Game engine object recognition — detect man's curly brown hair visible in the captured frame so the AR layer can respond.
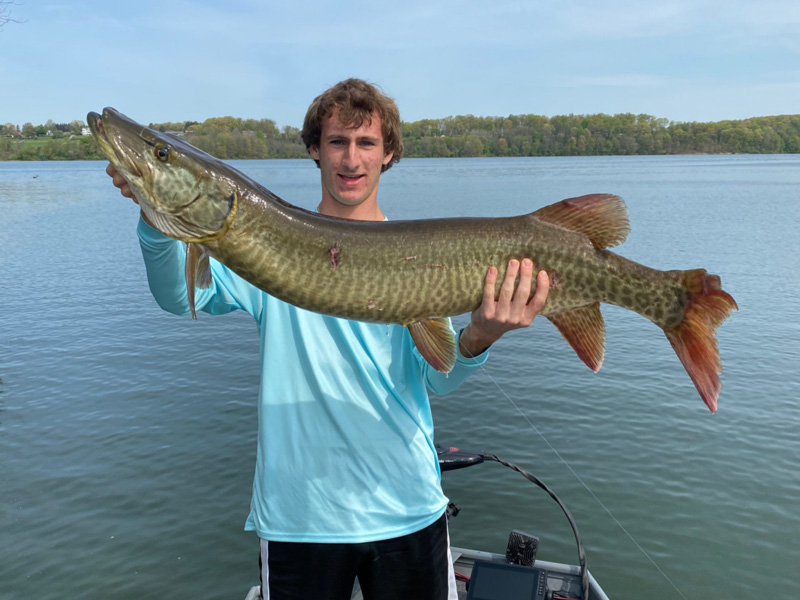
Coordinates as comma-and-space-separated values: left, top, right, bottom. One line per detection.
301, 78, 403, 172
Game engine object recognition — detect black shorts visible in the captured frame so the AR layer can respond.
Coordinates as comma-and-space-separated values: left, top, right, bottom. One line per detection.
259, 513, 455, 600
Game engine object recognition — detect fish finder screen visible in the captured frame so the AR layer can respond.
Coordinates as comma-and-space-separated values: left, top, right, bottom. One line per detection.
466, 561, 546, 600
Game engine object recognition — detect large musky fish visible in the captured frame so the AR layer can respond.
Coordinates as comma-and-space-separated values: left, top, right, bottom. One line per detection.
89, 108, 737, 412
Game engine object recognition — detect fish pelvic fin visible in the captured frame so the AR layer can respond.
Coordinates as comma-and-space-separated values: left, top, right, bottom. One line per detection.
664, 269, 738, 413
532, 194, 630, 249
408, 318, 457, 373
184, 243, 212, 320
547, 303, 606, 372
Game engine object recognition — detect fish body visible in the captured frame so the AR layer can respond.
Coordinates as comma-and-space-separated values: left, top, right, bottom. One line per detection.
89, 108, 737, 412
208, 199, 682, 327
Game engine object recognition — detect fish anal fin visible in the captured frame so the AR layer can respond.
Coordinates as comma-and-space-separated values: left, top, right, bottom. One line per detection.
532, 194, 630, 249
408, 318, 457, 373
184, 243, 211, 320
664, 269, 738, 413
547, 303, 606, 372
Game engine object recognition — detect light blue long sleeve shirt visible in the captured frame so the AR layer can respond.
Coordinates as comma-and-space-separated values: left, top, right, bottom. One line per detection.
137, 217, 489, 543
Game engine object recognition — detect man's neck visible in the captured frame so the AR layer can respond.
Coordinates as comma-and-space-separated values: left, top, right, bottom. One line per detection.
318, 198, 385, 222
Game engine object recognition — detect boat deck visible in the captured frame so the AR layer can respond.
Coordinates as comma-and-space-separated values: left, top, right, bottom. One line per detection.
243, 545, 609, 600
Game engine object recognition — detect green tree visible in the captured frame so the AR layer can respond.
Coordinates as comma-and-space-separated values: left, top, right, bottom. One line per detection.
463, 135, 485, 157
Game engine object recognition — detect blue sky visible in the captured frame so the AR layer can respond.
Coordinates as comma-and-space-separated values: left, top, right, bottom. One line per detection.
2, 0, 799, 128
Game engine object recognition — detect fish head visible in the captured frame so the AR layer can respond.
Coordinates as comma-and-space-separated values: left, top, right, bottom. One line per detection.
88, 107, 238, 243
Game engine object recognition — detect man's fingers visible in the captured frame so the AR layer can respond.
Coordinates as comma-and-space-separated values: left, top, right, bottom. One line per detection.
105, 163, 138, 202
499, 260, 520, 300
513, 259, 534, 306
496, 260, 520, 321
469, 261, 547, 348
524, 269, 549, 319
482, 265, 498, 306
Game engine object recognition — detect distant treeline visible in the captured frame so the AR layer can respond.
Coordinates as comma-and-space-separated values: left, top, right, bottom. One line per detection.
402, 113, 800, 156
2, 113, 799, 161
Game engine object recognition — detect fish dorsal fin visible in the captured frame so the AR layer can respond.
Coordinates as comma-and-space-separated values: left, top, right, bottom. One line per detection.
532, 194, 630, 249
407, 317, 457, 373
184, 243, 212, 320
546, 303, 606, 372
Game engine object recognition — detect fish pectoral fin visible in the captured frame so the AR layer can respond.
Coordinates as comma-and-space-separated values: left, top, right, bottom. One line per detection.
532, 194, 630, 249
195, 249, 212, 289
184, 243, 212, 320
408, 318, 457, 373
547, 303, 606, 372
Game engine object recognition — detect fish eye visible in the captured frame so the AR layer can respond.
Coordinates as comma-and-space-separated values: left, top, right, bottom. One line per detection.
155, 145, 171, 162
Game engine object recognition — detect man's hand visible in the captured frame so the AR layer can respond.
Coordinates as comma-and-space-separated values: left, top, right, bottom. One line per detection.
105, 164, 157, 227
459, 258, 549, 358
105, 164, 138, 204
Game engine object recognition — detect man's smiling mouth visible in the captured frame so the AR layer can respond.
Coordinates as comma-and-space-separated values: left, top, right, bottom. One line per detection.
339, 174, 364, 183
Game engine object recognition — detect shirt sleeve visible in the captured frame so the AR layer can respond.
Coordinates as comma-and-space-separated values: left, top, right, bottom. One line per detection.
417, 324, 490, 395
136, 216, 263, 319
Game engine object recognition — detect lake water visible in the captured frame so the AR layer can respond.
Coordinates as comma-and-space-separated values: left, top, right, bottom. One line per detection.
1, 155, 799, 600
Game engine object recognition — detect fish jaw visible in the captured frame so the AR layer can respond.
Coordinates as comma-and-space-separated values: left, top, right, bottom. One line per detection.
88, 110, 147, 189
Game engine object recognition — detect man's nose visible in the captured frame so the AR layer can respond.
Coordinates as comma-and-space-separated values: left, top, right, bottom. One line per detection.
342, 142, 358, 167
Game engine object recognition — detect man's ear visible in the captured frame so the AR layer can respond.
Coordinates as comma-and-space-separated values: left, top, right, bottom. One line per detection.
309, 145, 320, 161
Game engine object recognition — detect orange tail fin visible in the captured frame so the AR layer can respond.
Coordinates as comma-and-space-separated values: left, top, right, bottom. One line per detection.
664, 270, 738, 413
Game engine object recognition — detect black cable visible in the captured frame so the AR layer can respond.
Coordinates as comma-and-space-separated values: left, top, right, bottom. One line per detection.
481, 453, 589, 600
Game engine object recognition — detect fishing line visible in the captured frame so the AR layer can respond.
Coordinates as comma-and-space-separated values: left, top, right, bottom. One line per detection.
474, 360, 689, 600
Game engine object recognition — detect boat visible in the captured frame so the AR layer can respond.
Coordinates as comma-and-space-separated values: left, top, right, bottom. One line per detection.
244, 445, 610, 600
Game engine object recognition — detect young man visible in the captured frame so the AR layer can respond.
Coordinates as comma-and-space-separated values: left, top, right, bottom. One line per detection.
106, 78, 549, 600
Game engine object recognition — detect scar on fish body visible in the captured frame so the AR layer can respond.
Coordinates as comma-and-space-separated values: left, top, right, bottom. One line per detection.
328, 243, 341, 269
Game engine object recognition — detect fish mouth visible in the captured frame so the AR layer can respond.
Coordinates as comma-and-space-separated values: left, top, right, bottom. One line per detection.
87, 111, 113, 154
88, 109, 143, 179
87, 111, 106, 141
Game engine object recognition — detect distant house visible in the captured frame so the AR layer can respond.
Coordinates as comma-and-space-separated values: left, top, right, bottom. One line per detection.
81, 127, 91, 136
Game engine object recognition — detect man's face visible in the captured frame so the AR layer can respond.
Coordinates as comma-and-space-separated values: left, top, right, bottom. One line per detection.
309, 110, 394, 209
